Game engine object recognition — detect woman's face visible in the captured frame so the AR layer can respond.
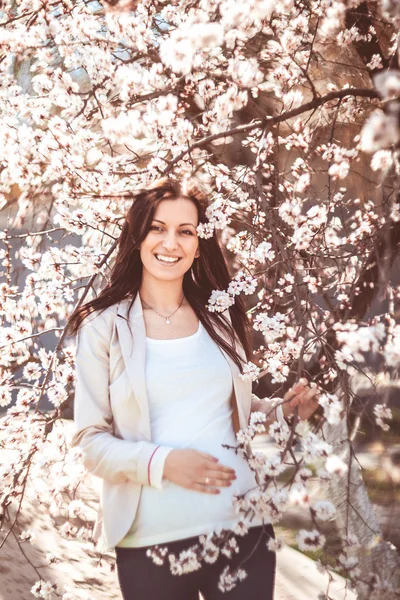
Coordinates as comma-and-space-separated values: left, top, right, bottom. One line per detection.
139, 197, 200, 282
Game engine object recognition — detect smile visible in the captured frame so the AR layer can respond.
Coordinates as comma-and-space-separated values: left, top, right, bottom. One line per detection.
154, 254, 182, 265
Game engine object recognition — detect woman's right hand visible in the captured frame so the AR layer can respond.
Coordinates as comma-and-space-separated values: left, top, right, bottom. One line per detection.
163, 449, 237, 494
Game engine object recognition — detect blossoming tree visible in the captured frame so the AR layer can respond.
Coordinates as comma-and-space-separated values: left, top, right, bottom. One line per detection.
0, 0, 399, 598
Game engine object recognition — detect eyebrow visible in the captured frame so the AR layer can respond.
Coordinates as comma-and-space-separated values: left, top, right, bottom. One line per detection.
153, 219, 196, 227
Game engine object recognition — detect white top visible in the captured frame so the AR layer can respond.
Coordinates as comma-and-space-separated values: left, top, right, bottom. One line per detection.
116, 320, 263, 548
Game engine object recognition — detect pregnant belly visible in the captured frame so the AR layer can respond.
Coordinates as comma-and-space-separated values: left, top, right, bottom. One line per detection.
119, 441, 262, 547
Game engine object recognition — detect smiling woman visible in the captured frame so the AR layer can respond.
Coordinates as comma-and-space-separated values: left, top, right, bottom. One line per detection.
139, 199, 200, 296
67, 176, 252, 367
67, 176, 277, 600
138, 198, 202, 332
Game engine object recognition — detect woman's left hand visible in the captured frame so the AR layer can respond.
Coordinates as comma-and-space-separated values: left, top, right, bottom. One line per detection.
282, 378, 320, 421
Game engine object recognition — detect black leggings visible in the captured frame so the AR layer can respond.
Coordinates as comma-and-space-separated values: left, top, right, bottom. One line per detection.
115, 524, 276, 599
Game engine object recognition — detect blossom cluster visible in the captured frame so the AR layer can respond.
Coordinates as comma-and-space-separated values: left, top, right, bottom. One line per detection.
207, 270, 258, 312
0, 0, 399, 596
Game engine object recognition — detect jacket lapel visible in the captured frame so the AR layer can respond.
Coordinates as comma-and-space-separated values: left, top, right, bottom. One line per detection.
115, 295, 151, 437
114, 294, 250, 438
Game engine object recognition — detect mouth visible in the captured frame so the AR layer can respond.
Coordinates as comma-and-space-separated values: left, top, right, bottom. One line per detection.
154, 254, 183, 266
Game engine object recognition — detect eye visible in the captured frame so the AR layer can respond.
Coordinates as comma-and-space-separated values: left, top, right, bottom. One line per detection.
181, 230, 194, 235
150, 226, 162, 231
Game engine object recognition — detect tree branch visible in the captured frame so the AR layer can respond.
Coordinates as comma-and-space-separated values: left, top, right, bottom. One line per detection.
165, 87, 380, 172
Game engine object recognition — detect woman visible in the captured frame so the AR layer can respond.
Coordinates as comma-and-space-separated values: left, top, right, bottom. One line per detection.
68, 177, 319, 599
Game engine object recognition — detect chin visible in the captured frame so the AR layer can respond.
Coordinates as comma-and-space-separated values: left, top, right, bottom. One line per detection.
142, 265, 185, 281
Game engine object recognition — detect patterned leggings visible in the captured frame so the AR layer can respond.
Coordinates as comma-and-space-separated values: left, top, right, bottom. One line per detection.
115, 524, 276, 599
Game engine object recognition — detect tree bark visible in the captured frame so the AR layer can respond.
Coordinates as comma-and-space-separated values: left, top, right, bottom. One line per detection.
323, 417, 399, 599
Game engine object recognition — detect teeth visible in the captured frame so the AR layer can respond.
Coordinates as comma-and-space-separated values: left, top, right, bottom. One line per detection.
155, 254, 180, 263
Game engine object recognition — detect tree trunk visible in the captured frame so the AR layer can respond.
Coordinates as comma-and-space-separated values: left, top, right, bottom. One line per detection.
323, 417, 399, 599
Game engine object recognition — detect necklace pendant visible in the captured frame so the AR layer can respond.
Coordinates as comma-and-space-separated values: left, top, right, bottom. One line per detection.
166, 319, 170, 325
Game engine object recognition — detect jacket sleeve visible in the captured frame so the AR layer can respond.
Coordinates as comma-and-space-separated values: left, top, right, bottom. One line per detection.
70, 311, 173, 487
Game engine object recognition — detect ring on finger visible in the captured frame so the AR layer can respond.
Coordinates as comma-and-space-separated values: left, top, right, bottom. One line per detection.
205, 476, 210, 485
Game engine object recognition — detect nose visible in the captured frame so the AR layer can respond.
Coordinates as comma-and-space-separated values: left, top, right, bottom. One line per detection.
162, 230, 179, 252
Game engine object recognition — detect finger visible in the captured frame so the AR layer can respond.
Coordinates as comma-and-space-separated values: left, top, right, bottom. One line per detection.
308, 390, 321, 407
301, 387, 320, 404
191, 483, 220, 495
283, 388, 296, 402
289, 383, 317, 406
289, 390, 307, 406
197, 451, 219, 463
206, 463, 236, 475
284, 380, 308, 402
291, 391, 308, 405
295, 388, 317, 405
308, 387, 320, 399
206, 468, 236, 481
200, 476, 233, 488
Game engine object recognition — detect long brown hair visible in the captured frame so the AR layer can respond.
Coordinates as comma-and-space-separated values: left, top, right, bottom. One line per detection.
66, 177, 252, 372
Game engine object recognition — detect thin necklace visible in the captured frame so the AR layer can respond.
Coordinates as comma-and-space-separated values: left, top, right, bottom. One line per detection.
141, 294, 185, 325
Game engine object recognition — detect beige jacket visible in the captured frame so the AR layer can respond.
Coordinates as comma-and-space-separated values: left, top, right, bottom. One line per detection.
71, 293, 254, 553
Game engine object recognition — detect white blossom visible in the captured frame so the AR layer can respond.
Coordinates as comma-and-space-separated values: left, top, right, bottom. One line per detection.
228, 270, 258, 296
228, 57, 264, 88
236, 426, 256, 444
68, 499, 87, 519
384, 325, 400, 366
302, 431, 332, 461
370, 149, 393, 172
268, 419, 291, 446
325, 455, 348, 477
373, 70, 400, 99
31, 580, 59, 599
295, 467, 313, 484
218, 565, 248, 592
262, 453, 286, 477
220, 536, 240, 559
188, 22, 224, 49
253, 312, 286, 343
366, 54, 383, 70
196, 222, 215, 239
169, 547, 202, 575
339, 553, 359, 569
0, 384, 12, 408
297, 529, 326, 552
207, 290, 235, 312
334, 322, 386, 363
267, 536, 285, 552
312, 500, 336, 521
373, 403, 392, 431
0, 1, 396, 592
19, 529, 36, 542
159, 35, 196, 75
239, 361, 261, 382
318, 392, 344, 425
360, 109, 400, 153
253, 240, 275, 263
288, 484, 309, 506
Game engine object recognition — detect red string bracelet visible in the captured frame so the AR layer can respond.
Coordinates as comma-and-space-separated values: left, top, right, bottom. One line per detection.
148, 445, 161, 485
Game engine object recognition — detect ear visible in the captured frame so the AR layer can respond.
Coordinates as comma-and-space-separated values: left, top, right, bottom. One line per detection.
194, 247, 200, 259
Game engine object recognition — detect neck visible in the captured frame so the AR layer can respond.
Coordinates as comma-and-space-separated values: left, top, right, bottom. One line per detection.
139, 275, 186, 314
